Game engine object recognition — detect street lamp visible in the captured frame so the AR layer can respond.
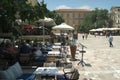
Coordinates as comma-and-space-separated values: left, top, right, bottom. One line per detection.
37, 19, 45, 45
12, 18, 22, 36
36, 17, 56, 44
42, 19, 45, 45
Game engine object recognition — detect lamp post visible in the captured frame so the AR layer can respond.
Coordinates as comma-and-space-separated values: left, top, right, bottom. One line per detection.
42, 19, 45, 45
36, 17, 56, 44
13, 18, 22, 36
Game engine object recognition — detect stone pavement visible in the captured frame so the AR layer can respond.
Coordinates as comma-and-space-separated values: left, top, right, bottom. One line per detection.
69, 34, 120, 80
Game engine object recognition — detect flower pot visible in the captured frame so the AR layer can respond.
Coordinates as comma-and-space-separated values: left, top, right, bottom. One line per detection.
70, 45, 77, 60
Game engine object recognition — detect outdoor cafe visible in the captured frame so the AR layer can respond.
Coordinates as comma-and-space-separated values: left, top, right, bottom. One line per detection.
89, 27, 120, 36
0, 22, 80, 80
0, 33, 80, 80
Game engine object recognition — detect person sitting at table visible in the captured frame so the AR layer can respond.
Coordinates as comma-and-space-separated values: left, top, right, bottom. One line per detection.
32, 42, 46, 62
45, 41, 53, 51
19, 41, 31, 54
6, 42, 16, 55
0, 41, 15, 65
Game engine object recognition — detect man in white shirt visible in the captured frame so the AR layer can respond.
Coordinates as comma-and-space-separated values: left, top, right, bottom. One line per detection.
108, 34, 113, 47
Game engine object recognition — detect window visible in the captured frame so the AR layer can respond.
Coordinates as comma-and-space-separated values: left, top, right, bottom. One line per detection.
73, 20, 75, 24
72, 13, 75, 18
118, 9, 120, 11
60, 14, 63, 17
67, 13, 69, 17
118, 20, 120, 24
78, 13, 81, 18
118, 14, 120, 18
67, 20, 69, 24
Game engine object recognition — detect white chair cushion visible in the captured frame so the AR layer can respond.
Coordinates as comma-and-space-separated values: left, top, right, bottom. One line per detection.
13, 62, 23, 77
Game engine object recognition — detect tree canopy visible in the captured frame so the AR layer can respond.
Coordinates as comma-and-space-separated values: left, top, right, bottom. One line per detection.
0, 0, 64, 35
78, 8, 112, 33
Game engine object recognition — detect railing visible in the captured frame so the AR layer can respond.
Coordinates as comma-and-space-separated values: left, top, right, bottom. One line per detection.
0, 33, 13, 38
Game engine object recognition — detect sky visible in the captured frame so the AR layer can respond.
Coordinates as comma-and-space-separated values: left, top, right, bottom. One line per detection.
37, 0, 120, 11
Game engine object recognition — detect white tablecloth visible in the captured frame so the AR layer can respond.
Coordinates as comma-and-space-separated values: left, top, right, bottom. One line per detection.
54, 43, 61, 46
48, 51, 61, 56
52, 45, 61, 49
34, 67, 58, 75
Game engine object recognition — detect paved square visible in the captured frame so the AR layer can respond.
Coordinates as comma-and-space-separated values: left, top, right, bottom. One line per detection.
70, 34, 120, 80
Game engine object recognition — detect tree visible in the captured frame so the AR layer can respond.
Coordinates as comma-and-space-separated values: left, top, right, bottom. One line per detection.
0, 0, 15, 32
0, 0, 64, 35
78, 8, 110, 33
47, 10, 64, 25
37, 1, 64, 25
0, 0, 30, 33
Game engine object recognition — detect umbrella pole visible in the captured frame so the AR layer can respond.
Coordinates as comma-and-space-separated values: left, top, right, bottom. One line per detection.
43, 21, 45, 45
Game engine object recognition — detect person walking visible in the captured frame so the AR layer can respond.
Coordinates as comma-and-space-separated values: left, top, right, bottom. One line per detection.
82, 34, 85, 40
108, 34, 113, 47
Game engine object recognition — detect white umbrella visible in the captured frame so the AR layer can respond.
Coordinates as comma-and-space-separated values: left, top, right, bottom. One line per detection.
96, 28, 104, 31
35, 17, 56, 44
89, 29, 96, 32
35, 17, 56, 26
108, 28, 120, 31
52, 23, 74, 30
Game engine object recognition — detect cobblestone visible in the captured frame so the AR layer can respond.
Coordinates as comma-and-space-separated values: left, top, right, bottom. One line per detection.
69, 34, 120, 80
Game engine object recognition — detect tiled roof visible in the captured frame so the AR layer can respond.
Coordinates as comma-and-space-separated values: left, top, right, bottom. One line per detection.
56, 9, 91, 12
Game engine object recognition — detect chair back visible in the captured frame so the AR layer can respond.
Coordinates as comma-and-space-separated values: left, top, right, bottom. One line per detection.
70, 69, 80, 80
44, 62, 56, 67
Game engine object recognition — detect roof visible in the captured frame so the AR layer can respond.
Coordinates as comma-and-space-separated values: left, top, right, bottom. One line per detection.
111, 6, 120, 10
55, 9, 91, 13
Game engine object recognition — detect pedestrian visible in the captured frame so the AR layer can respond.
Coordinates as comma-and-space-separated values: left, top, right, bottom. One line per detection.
82, 34, 84, 40
108, 34, 113, 47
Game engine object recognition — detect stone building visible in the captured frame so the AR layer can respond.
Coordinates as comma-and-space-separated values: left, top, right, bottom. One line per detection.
110, 6, 120, 28
55, 9, 91, 30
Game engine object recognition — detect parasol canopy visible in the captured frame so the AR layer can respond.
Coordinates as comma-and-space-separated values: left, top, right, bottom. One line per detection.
52, 23, 74, 30
35, 17, 56, 26
23, 25, 34, 30
89, 28, 120, 32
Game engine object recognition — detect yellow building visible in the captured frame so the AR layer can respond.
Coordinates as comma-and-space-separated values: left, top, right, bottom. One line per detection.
55, 9, 91, 30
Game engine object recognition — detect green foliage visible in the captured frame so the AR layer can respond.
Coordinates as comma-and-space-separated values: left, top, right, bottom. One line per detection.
0, 0, 64, 36
55, 14, 64, 25
78, 8, 110, 33
0, 0, 29, 32
47, 11, 64, 25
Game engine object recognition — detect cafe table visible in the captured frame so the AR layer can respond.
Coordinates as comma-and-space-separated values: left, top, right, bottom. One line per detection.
34, 67, 58, 80
48, 51, 61, 56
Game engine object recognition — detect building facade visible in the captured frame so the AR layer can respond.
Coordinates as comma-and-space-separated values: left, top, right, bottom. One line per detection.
55, 9, 91, 30
110, 6, 120, 28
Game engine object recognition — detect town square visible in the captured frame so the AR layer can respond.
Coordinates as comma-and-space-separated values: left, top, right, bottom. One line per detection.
0, 0, 120, 80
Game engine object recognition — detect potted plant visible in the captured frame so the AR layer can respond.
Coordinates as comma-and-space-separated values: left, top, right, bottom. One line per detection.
69, 37, 77, 61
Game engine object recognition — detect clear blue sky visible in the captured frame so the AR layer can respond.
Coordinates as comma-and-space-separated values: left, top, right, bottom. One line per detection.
38, 0, 120, 11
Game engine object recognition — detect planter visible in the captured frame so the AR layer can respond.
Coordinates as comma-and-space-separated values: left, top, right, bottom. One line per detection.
70, 45, 77, 60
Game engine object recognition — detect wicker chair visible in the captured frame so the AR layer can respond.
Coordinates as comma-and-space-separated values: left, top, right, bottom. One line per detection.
57, 68, 80, 80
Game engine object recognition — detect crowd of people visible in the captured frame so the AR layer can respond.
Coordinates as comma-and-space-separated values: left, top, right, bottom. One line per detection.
0, 39, 54, 66
0, 39, 17, 65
